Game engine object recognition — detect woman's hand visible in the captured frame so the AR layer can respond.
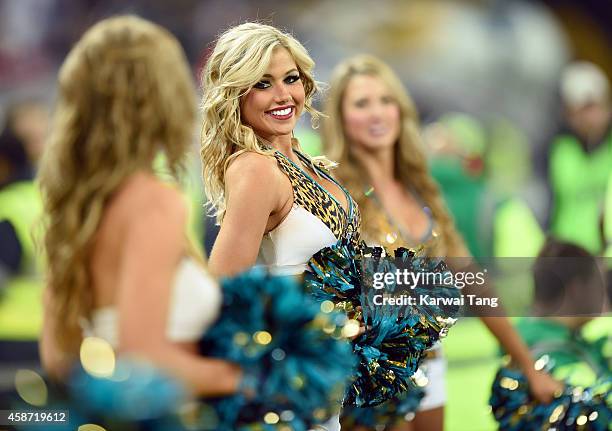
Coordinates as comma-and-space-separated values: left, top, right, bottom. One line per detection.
227, 362, 245, 395
524, 368, 564, 404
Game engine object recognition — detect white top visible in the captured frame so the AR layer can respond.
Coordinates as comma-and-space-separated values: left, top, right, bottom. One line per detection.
256, 204, 338, 275
87, 257, 221, 347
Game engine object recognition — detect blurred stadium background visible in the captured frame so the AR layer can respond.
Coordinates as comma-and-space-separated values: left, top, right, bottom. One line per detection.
1, 1, 610, 430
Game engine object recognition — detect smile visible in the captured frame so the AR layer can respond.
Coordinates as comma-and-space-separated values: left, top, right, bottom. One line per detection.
369, 125, 389, 136
266, 106, 294, 120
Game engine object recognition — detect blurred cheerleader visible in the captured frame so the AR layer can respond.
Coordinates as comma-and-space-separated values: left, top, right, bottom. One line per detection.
38, 15, 241, 396
322, 54, 562, 431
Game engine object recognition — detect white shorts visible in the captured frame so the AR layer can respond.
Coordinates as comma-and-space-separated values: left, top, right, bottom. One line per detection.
310, 414, 341, 431
417, 352, 447, 411
313, 347, 447, 429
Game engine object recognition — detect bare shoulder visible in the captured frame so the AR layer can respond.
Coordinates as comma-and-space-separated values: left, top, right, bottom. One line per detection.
109, 172, 187, 226
221, 151, 292, 226
225, 151, 285, 196
225, 151, 279, 182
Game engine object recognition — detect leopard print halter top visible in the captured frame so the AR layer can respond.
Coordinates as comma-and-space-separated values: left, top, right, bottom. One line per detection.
272, 150, 361, 247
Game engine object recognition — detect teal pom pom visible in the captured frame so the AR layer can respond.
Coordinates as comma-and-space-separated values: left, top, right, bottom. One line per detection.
69, 360, 186, 421
341, 379, 425, 428
199, 267, 356, 430
307, 241, 362, 307
306, 242, 459, 407
16, 360, 190, 431
490, 367, 611, 430
490, 326, 611, 431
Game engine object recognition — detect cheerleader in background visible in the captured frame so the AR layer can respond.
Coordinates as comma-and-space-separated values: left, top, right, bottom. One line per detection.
38, 15, 241, 396
322, 54, 562, 431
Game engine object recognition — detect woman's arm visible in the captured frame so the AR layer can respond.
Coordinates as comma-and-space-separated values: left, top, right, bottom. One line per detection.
208, 152, 286, 276
478, 316, 561, 402
40, 288, 78, 380
117, 185, 240, 397
449, 247, 563, 403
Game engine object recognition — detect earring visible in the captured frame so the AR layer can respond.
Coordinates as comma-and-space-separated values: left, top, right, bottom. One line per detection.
311, 114, 320, 130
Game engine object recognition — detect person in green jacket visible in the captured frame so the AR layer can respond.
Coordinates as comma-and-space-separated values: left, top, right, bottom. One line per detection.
0, 99, 48, 282
549, 61, 612, 255
0, 99, 48, 339
604, 173, 612, 258
603, 173, 612, 309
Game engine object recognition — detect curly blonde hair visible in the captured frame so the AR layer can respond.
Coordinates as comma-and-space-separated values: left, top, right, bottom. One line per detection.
38, 15, 197, 353
200, 22, 322, 221
322, 55, 465, 257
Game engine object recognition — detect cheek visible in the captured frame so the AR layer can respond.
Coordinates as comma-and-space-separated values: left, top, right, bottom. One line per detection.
342, 111, 371, 144
344, 112, 368, 142
293, 84, 306, 111
240, 93, 262, 126
387, 105, 401, 130
343, 109, 368, 131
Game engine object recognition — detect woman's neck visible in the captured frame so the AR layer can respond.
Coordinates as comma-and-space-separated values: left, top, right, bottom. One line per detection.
267, 134, 295, 158
351, 145, 396, 187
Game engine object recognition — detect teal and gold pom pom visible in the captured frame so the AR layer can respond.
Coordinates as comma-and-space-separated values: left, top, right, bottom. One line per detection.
490, 366, 610, 430
306, 242, 459, 407
15, 357, 190, 431
490, 320, 611, 431
341, 376, 425, 428
199, 267, 356, 430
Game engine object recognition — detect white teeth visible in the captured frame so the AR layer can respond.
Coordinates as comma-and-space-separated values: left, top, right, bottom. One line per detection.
269, 107, 292, 116
369, 126, 388, 136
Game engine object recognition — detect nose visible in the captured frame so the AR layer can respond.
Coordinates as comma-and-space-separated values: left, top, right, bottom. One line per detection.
368, 102, 386, 120
272, 83, 292, 104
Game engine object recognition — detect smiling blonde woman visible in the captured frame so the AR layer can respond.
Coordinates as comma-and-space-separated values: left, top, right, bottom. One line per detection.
200, 23, 360, 283
201, 23, 321, 222
200, 24, 365, 430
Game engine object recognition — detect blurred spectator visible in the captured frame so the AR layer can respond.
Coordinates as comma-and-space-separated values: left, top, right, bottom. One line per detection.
426, 113, 491, 260
549, 61, 612, 254
0, 98, 47, 288
604, 173, 612, 304
426, 113, 546, 260
0, 99, 49, 187
485, 117, 547, 258
427, 113, 546, 315
606, 173, 612, 258
531, 238, 607, 317
0, 99, 47, 382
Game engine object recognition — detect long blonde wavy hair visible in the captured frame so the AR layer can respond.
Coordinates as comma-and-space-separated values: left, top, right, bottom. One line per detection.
200, 22, 322, 221
38, 15, 196, 353
323, 55, 465, 257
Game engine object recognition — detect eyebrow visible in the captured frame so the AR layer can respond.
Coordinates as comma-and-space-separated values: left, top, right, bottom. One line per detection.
261, 68, 299, 78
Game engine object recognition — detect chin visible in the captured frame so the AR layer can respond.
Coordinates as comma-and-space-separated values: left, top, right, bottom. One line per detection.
363, 140, 395, 151
269, 126, 295, 137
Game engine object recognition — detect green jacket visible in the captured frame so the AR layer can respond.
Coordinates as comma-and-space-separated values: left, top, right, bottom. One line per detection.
0, 180, 44, 340
549, 131, 612, 254
605, 173, 612, 258
514, 318, 610, 387
0, 180, 43, 273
